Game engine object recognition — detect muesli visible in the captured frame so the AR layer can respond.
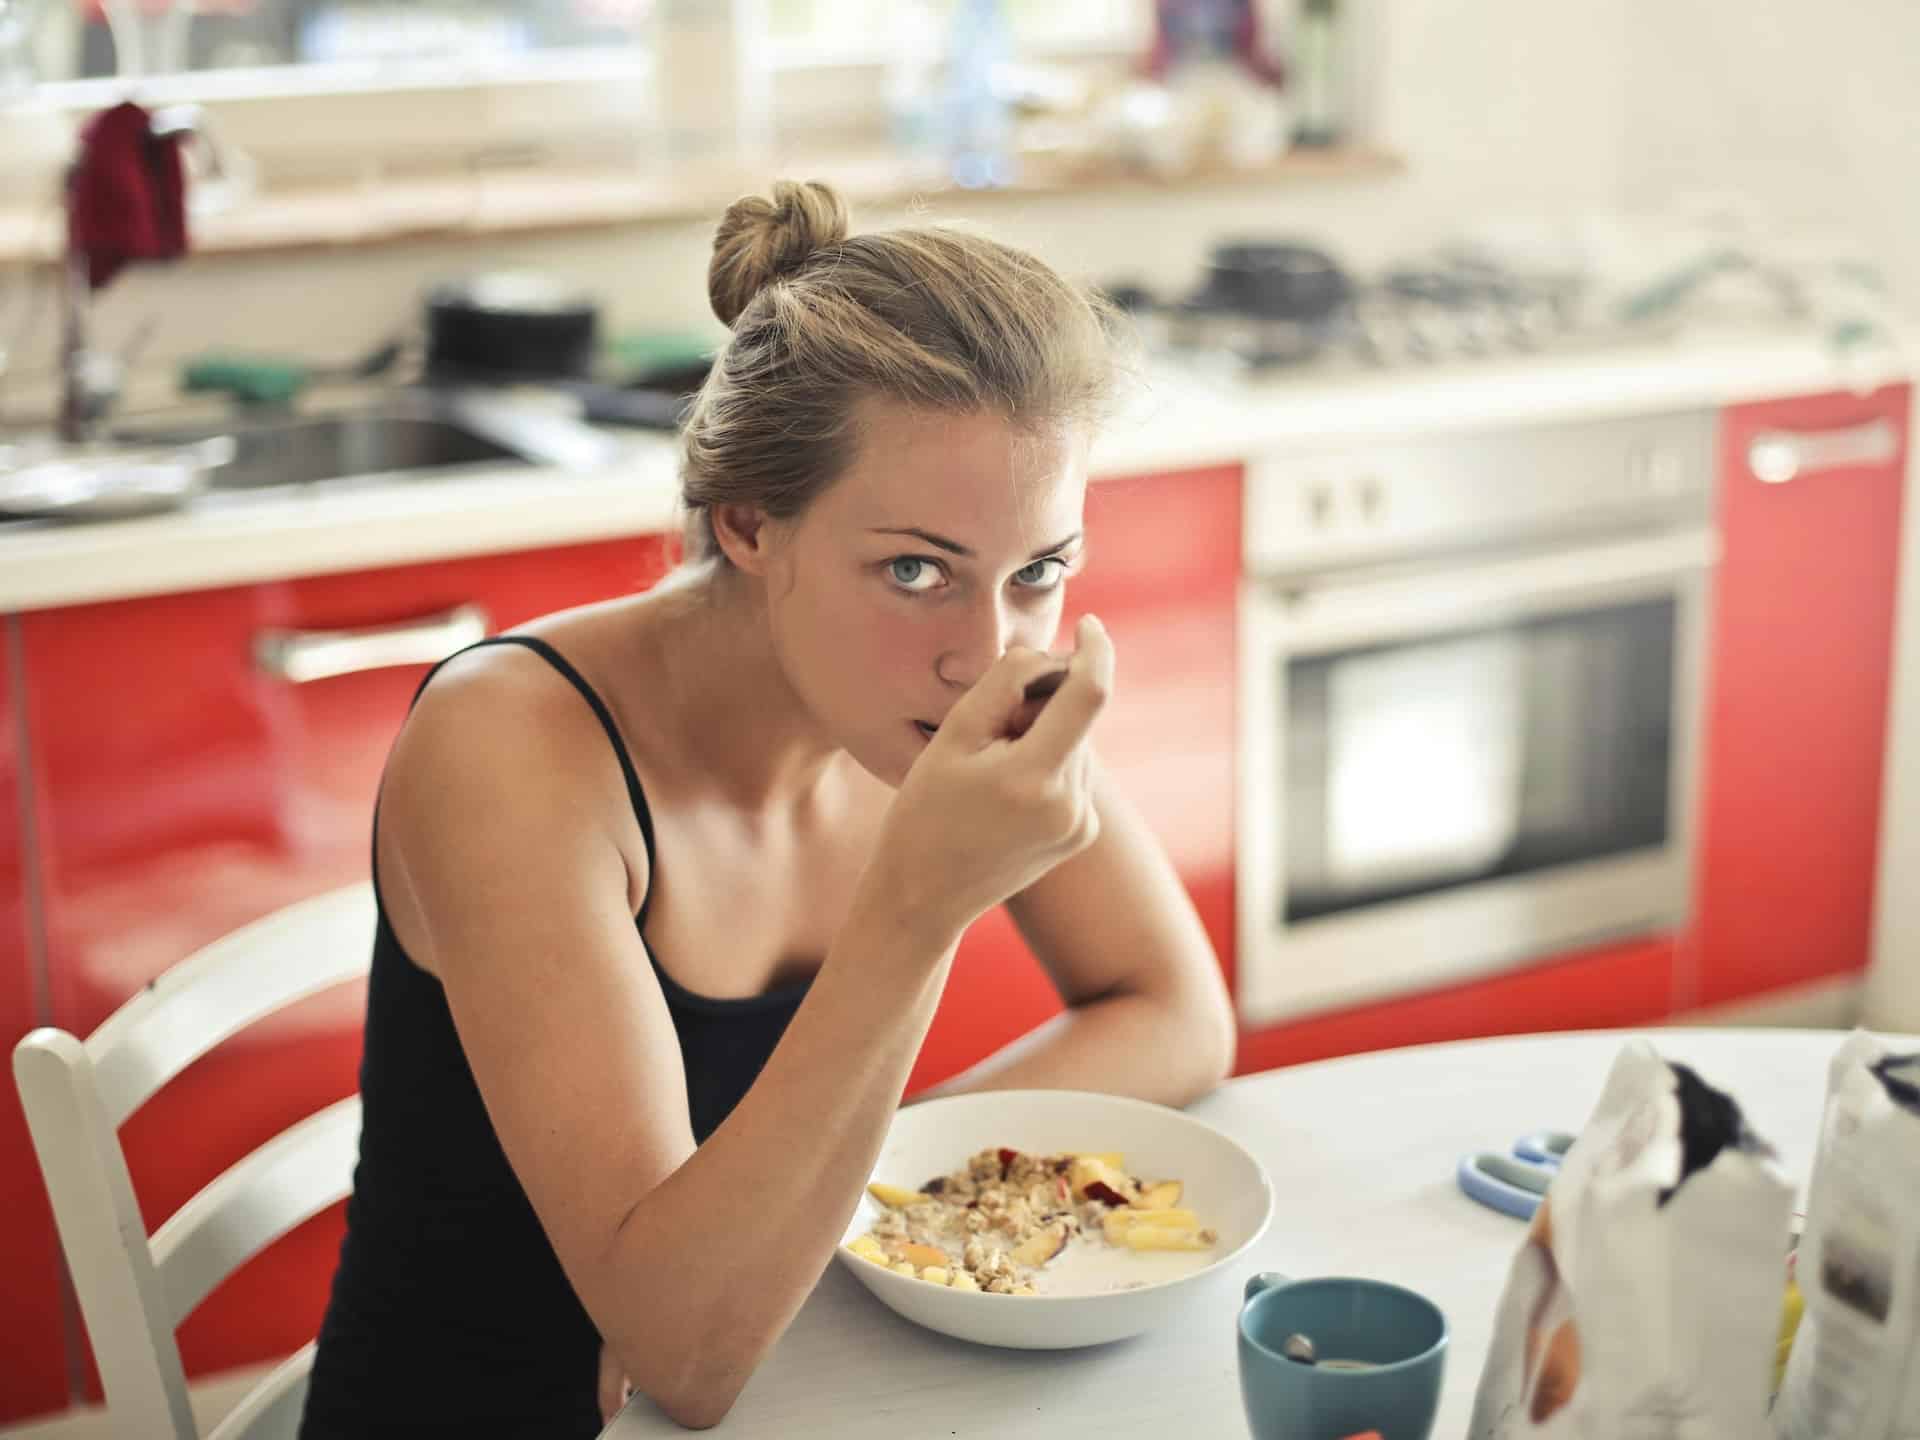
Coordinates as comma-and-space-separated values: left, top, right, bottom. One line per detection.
845, 1146, 1216, 1294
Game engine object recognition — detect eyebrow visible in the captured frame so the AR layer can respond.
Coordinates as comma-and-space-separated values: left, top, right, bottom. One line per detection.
869, 527, 1084, 561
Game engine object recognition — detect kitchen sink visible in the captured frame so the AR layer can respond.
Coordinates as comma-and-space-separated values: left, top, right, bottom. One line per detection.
113, 389, 623, 492
0, 389, 629, 524
119, 412, 520, 489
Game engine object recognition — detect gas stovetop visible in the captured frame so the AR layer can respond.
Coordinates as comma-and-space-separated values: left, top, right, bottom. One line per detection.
1114, 250, 1624, 373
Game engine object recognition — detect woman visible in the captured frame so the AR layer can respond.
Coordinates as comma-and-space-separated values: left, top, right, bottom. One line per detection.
300, 180, 1236, 1437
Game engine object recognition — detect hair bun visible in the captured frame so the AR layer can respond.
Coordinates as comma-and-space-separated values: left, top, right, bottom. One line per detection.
708, 179, 850, 328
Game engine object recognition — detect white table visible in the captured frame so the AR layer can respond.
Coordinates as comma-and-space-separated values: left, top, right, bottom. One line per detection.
604, 1027, 1906, 1438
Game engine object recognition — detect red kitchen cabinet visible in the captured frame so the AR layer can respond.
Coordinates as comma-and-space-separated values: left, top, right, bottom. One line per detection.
909, 465, 1243, 1092
8, 534, 671, 1420
1235, 933, 1675, 1074
1688, 385, 1910, 1009
0, 617, 71, 1421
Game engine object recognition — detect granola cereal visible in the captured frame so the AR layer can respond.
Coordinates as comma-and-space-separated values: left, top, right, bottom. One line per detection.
846, 1146, 1217, 1295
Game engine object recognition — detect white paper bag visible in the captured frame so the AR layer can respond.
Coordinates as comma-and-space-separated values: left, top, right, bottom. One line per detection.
1771, 1031, 1920, 1439
1470, 1040, 1796, 1438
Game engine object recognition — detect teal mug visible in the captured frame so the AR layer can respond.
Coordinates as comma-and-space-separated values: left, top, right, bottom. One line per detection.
1237, 1273, 1447, 1440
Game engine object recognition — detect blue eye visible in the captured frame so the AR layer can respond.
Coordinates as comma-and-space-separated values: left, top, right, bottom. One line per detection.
1013, 558, 1067, 591
888, 557, 943, 592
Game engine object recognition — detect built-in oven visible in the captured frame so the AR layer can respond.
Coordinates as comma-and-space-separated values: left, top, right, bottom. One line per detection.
1236, 409, 1719, 1026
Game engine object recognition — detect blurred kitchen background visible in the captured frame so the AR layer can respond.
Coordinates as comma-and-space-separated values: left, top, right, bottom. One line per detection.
3, 0, 1920, 1431
0, 0, 1914, 401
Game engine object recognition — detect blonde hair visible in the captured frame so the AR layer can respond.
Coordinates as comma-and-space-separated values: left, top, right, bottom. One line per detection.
678, 179, 1126, 565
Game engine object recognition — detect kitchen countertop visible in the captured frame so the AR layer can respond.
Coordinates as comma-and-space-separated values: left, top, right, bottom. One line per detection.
1, 325, 1907, 614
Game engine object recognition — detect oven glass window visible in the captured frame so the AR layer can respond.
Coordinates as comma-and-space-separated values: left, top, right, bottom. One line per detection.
1282, 597, 1675, 923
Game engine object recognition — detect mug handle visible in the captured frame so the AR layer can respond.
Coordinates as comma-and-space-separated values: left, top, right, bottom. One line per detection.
1244, 1271, 1292, 1303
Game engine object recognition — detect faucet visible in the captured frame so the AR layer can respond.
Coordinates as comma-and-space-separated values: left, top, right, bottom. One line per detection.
57, 253, 126, 444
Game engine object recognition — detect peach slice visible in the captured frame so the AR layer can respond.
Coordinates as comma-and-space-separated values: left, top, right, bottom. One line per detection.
1009, 1221, 1070, 1268
1101, 1208, 1200, 1244
1120, 1226, 1215, 1252
1133, 1180, 1184, 1211
846, 1235, 889, 1265
1068, 1155, 1137, 1205
892, 1241, 951, 1270
867, 1182, 930, 1209
1071, 1151, 1125, 1170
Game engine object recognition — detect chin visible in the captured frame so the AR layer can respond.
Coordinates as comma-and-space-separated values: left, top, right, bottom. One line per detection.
840, 729, 918, 790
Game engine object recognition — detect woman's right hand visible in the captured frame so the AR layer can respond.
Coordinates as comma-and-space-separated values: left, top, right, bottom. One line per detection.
859, 614, 1114, 946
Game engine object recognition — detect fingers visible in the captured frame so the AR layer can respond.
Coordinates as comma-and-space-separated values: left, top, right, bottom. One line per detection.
939, 646, 1070, 748
1018, 615, 1113, 767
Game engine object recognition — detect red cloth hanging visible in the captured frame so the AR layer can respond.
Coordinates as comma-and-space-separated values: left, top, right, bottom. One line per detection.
1142, 0, 1286, 86
66, 100, 189, 290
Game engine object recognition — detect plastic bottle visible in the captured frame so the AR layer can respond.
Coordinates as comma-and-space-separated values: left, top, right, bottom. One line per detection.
885, 0, 944, 180
941, 0, 1015, 190
1293, 0, 1342, 147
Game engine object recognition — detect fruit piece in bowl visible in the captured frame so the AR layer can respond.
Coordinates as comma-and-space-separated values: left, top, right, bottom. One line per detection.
1010, 1221, 1071, 1268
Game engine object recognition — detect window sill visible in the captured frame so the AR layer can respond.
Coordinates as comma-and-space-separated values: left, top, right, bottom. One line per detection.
0, 143, 1403, 265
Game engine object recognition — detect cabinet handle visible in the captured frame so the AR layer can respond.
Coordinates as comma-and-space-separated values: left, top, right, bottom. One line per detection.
255, 603, 490, 684
1747, 418, 1899, 485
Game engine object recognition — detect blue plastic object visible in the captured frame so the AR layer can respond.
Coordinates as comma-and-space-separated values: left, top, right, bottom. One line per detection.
1513, 1130, 1576, 1167
1456, 1151, 1556, 1220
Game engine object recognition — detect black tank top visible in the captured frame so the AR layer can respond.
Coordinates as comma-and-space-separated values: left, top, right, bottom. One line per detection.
300, 635, 812, 1438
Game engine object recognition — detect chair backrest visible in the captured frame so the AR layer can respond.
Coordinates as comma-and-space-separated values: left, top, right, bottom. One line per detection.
13, 882, 376, 1440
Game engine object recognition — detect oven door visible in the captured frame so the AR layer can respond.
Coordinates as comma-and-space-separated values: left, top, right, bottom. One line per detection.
1236, 527, 1717, 1026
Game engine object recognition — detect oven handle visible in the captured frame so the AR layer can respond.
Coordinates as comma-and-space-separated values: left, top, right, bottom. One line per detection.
1260, 528, 1718, 655
1748, 418, 1898, 485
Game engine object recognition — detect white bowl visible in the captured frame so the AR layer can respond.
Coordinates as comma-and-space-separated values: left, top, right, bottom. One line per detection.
835, 1089, 1274, 1349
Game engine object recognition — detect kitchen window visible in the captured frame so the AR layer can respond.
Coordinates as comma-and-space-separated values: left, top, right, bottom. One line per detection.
769, 0, 1144, 64
16, 1, 653, 85
9, 0, 1152, 206
21, 0, 1142, 88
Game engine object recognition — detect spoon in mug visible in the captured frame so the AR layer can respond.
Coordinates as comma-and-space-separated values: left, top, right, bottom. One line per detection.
1281, 1333, 1318, 1366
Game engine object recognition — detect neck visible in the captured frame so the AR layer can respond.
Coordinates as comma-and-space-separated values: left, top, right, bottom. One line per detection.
649, 562, 846, 813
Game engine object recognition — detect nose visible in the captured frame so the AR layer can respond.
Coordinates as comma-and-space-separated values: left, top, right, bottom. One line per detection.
935, 594, 1012, 691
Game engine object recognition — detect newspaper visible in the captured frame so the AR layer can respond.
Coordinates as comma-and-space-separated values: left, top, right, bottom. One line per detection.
1469, 1039, 1795, 1438
1771, 1030, 1920, 1439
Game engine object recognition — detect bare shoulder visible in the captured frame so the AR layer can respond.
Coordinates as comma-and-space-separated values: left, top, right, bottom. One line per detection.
377, 640, 653, 972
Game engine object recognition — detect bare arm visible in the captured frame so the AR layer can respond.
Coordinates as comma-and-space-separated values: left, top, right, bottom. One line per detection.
379, 625, 1111, 1429
917, 756, 1237, 1108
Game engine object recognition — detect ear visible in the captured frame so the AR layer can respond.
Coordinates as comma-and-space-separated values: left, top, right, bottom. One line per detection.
710, 503, 778, 575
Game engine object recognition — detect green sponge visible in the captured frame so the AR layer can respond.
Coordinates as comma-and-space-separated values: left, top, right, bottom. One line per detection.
182, 353, 311, 408
606, 331, 716, 380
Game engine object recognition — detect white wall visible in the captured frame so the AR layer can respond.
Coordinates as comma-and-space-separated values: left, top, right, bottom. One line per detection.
1620, 0, 1920, 316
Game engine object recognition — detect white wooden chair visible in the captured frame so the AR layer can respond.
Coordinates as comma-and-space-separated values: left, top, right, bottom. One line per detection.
12, 883, 376, 1440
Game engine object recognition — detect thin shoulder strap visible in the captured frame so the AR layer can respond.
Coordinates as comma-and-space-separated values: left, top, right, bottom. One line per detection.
419, 636, 659, 919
